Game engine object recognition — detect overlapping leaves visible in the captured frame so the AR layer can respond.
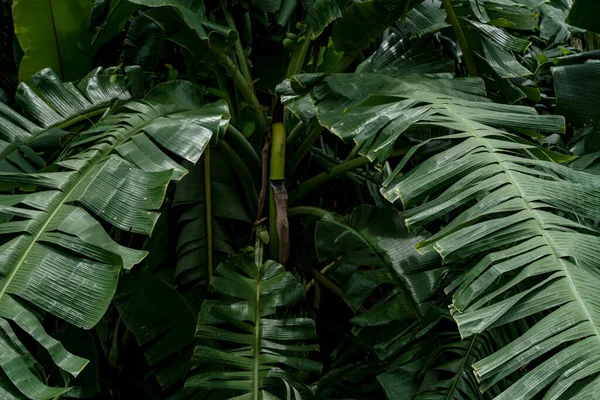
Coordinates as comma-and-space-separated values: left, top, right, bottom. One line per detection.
366, 76, 600, 397
0, 79, 229, 398
185, 249, 322, 399
0, 66, 133, 173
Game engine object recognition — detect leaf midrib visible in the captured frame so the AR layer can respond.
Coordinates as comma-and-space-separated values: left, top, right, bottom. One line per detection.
253, 259, 262, 399
0, 108, 167, 303
47, 0, 65, 81
323, 215, 424, 322
0, 106, 108, 166
442, 102, 600, 343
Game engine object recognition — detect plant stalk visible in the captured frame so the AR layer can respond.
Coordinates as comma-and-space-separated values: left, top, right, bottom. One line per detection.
287, 120, 324, 174
306, 260, 337, 292
289, 149, 407, 204
269, 123, 287, 261
441, 0, 479, 77
220, 0, 253, 83
225, 124, 261, 173
213, 48, 267, 133
286, 29, 312, 78
204, 145, 213, 282
286, 120, 306, 147
219, 141, 259, 216
287, 206, 330, 219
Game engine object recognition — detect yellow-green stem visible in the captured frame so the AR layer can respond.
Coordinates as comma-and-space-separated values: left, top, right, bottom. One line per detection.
269, 123, 286, 260
306, 260, 337, 292
269, 123, 286, 180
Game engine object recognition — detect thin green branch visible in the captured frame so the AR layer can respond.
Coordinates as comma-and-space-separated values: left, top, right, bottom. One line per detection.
289, 149, 407, 204
287, 120, 324, 174
225, 124, 261, 173
220, 0, 253, 83
345, 141, 363, 161
287, 206, 330, 219
286, 29, 313, 78
286, 120, 306, 147
213, 48, 267, 133
441, 0, 479, 76
306, 260, 337, 292
204, 145, 213, 282
219, 141, 259, 216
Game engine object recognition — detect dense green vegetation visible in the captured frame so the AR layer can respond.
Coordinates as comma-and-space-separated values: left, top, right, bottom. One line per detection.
0, 0, 599, 398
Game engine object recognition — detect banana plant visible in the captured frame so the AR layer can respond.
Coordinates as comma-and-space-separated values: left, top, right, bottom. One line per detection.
185, 247, 322, 399
0, 80, 228, 398
1, 0, 599, 398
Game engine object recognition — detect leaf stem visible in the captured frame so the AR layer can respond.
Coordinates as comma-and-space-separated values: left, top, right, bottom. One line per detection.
289, 149, 407, 204
219, 141, 259, 216
286, 120, 306, 147
440, 0, 479, 76
287, 206, 330, 219
306, 260, 337, 292
220, 0, 253, 83
204, 145, 213, 282
286, 120, 324, 174
213, 48, 267, 133
225, 124, 261, 172
286, 29, 312, 78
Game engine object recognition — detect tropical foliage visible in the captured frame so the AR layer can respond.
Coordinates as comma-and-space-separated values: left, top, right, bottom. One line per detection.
0, 0, 598, 399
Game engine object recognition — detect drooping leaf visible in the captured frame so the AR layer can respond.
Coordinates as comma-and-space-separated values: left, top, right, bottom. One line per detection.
553, 62, 600, 152
314, 205, 442, 316
306, 0, 342, 39
376, 79, 600, 398
91, 0, 139, 52
120, 10, 176, 72
114, 272, 197, 388
0, 66, 135, 173
396, 0, 449, 38
0, 80, 229, 398
566, 0, 600, 33
185, 249, 322, 399
127, 0, 238, 48
332, 0, 419, 52
172, 149, 251, 292
12, 0, 92, 83
539, 0, 584, 45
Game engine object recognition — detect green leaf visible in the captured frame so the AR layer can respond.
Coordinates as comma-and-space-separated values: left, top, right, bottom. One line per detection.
315, 205, 442, 316
396, 0, 449, 38
553, 63, 600, 152
120, 10, 176, 72
113, 272, 197, 387
306, 0, 343, 39
379, 78, 600, 398
252, 0, 282, 13
12, 0, 92, 83
332, 0, 417, 52
127, 0, 238, 47
290, 72, 563, 166
0, 80, 229, 398
0, 67, 134, 173
566, 0, 600, 33
91, 0, 139, 52
185, 250, 322, 398
172, 149, 251, 289
540, 0, 584, 45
